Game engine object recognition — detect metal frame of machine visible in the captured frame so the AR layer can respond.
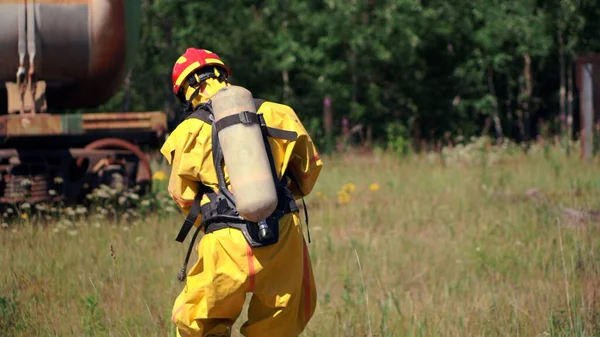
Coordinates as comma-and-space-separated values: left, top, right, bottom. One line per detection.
0, 0, 168, 206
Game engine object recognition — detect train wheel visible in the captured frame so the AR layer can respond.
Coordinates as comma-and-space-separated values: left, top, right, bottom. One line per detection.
77, 138, 153, 196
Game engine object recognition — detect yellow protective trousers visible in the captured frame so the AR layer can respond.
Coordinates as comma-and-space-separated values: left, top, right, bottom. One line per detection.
171, 212, 317, 337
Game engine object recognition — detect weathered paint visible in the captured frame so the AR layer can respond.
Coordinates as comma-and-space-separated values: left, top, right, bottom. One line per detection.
82, 111, 168, 133
0, 111, 167, 137
61, 114, 83, 134
0, 146, 150, 205
5, 114, 63, 136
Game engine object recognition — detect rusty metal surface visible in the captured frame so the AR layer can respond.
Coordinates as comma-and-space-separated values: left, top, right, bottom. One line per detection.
0, 1, 89, 80
2, 174, 49, 204
0, 0, 137, 110
0, 4, 19, 81
5, 81, 47, 114
37, 2, 90, 81
3, 113, 63, 136
0, 143, 151, 205
82, 111, 168, 134
0, 111, 167, 137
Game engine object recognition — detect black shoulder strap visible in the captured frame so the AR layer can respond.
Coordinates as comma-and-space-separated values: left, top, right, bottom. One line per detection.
185, 98, 298, 141
185, 106, 213, 124
254, 98, 266, 108
176, 97, 300, 245
175, 184, 213, 243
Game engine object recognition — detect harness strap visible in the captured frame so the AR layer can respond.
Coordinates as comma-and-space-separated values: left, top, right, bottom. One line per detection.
265, 127, 298, 141
175, 184, 212, 243
215, 110, 298, 141
186, 106, 213, 124
215, 110, 259, 131
187, 100, 298, 142
175, 96, 311, 282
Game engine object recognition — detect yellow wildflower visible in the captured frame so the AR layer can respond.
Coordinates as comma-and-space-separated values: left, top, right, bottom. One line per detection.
316, 191, 328, 200
369, 183, 380, 192
342, 183, 356, 194
152, 170, 167, 181
21, 213, 28, 220
337, 190, 351, 205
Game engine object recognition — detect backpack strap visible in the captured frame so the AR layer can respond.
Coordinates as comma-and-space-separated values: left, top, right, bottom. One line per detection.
175, 97, 299, 244
174, 184, 214, 243
185, 104, 213, 124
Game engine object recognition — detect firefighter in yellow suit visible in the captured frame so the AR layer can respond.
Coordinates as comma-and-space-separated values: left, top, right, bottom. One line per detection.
160, 48, 323, 337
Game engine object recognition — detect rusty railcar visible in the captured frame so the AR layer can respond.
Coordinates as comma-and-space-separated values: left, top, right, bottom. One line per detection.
0, 0, 168, 205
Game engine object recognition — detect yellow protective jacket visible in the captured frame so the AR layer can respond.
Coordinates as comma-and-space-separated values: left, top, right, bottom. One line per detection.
160, 100, 323, 229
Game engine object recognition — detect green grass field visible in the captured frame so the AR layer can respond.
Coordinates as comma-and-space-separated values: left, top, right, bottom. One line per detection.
2, 138, 600, 336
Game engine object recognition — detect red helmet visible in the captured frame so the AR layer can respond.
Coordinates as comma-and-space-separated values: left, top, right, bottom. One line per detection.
171, 48, 231, 96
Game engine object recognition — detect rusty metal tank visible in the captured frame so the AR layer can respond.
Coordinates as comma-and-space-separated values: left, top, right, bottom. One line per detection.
0, 0, 142, 111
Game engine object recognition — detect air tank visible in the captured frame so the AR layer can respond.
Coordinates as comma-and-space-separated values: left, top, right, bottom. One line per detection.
0, 0, 141, 111
211, 86, 279, 223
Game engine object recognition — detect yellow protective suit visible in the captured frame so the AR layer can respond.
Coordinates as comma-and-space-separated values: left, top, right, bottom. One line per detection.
161, 95, 323, 336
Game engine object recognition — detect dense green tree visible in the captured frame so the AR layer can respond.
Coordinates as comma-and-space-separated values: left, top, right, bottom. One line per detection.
80, 0, 600, 153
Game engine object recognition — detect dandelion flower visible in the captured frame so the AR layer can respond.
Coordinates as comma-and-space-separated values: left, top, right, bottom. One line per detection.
369, 183, 380, 192
153, 170, 168, 181
20, 213, 28, 220
316, 191, 327, 200
342, 183, 356, 194
337, 190, 351, 205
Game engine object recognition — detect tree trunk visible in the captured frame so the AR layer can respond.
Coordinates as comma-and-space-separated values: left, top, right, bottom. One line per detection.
567, 62, 574, 156
487, 67, 504, 143
282, 70, 292, 102
505, 78, 514, 140
522, 54, 532, 145
516, 78, 526, 143
558, 29, 567, 138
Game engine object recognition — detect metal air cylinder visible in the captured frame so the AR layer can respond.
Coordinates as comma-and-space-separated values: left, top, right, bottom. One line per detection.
211, 85, 279, 222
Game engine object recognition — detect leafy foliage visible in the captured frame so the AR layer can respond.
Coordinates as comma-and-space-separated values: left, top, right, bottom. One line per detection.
78, 0, 598, 151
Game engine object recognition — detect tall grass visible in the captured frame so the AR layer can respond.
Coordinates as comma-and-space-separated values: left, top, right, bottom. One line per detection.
2, 137, 600, 336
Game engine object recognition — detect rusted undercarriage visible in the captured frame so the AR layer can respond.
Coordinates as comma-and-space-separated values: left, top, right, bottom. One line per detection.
0, 81, 168, 206
0, 144, 149, 205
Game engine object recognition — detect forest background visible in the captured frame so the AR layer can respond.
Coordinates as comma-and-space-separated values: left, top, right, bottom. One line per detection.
77, 0, 600, 155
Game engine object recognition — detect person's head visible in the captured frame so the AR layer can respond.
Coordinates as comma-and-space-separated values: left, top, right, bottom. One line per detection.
171, 48, 232, 110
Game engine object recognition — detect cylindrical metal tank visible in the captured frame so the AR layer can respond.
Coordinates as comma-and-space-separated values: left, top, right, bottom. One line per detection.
0, 0, 141, 111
